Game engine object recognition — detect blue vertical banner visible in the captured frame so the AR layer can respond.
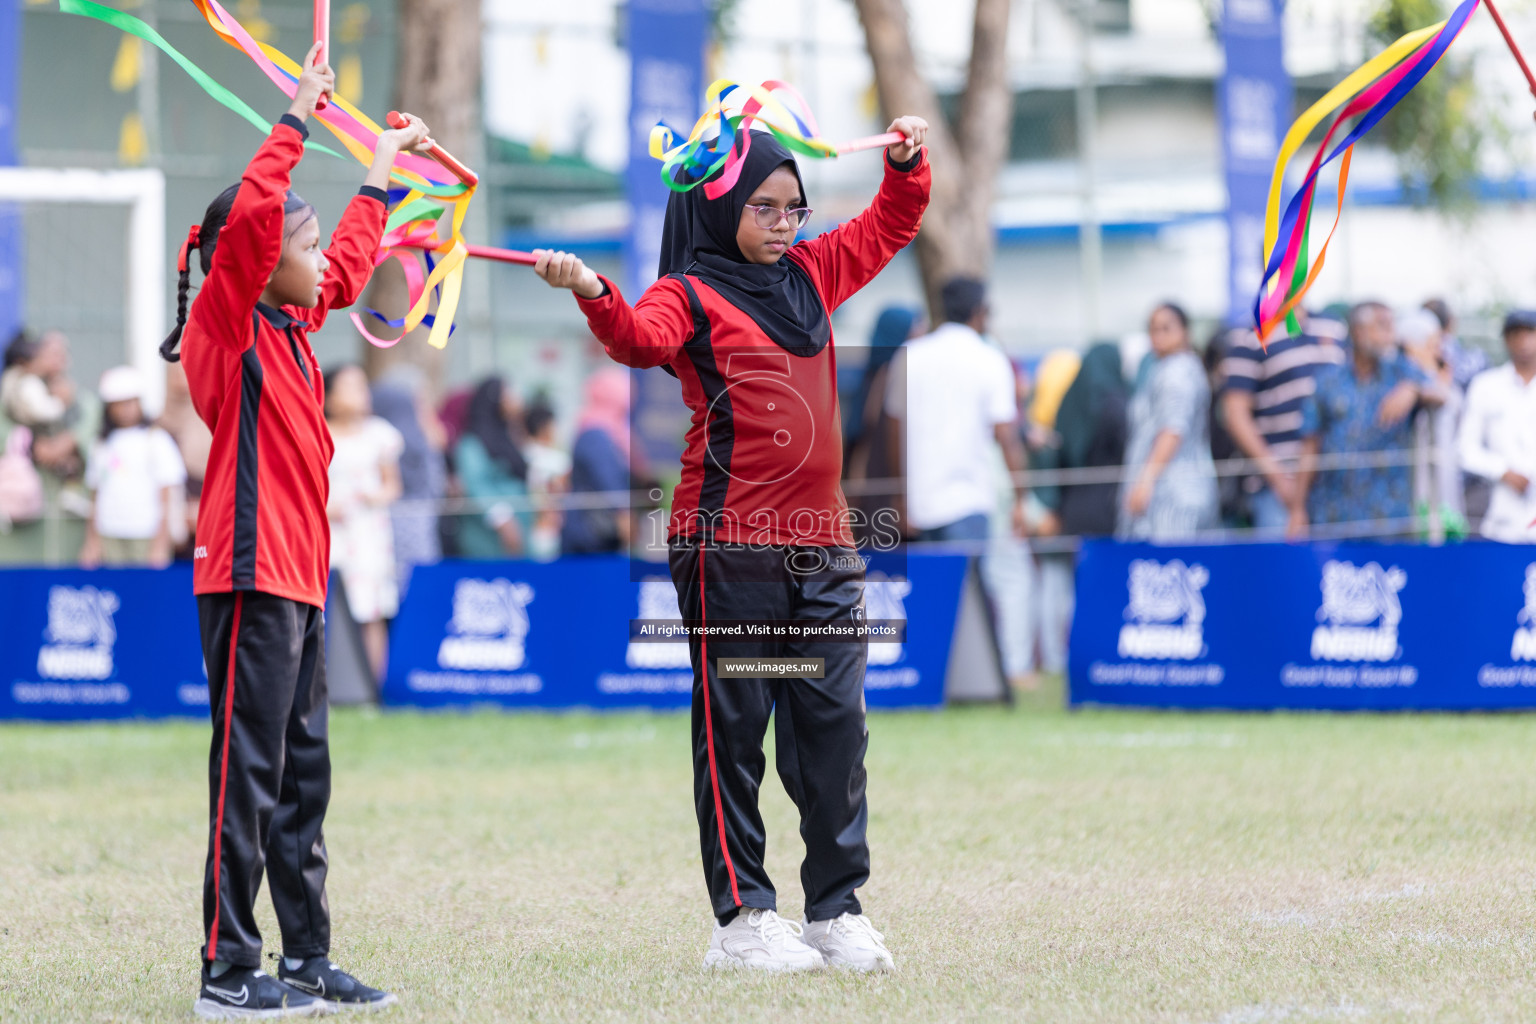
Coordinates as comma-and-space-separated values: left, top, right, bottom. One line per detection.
625, 0, 706, 298
1219, 0, 1290, 327
625, 0, 707, 470
0, 0, 22, 345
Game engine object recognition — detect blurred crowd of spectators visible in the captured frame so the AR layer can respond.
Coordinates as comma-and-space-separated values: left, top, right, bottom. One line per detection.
848, 281, 1536, 688
3, 278, 1532, 686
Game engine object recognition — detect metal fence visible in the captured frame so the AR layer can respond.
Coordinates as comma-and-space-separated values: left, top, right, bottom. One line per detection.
2, 407, 1485, 567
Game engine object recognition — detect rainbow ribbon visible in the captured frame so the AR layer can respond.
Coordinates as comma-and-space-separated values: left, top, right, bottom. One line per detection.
62, 0, 471, 350
1254, 0, 1481, 341
650, 79, 848, 198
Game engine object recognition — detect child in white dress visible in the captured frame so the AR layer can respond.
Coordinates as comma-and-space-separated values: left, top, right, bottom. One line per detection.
324, 364, 403, 680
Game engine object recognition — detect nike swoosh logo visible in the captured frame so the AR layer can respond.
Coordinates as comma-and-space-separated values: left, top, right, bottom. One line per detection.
205, 983, 249, 1005
286, 976, 326, 996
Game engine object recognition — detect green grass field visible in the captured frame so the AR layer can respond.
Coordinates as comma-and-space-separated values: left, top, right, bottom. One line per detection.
6, 680, 1536, 1023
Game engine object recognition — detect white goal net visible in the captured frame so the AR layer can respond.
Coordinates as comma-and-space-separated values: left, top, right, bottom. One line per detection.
0, 168, 165, 413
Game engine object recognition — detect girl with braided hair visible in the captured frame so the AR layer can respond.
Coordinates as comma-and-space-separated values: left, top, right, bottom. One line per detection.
164, 42, 431, 1018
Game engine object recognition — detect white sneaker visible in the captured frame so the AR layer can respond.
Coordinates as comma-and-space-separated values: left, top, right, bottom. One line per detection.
802, 912, 895, 972
703, 908, 827, 972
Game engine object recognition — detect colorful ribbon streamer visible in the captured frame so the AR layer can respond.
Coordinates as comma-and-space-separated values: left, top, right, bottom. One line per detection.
650, 79, 894, 199
63, 0, 473, 350
59, 0, 344, 159
1254, 0, 1481, 341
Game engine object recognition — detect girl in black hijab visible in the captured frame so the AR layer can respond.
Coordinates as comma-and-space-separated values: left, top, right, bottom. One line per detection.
534, 113, 930, 973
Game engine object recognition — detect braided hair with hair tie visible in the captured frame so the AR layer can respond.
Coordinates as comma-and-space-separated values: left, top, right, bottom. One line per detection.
160, 185, 314, 362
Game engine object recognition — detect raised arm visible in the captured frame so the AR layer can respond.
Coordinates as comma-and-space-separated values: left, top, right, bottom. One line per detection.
313, 113, 434, 328
790, 129, 931, 312
192, 43, 335, 350
191, 120, 306, 349
310, 193, 386, 328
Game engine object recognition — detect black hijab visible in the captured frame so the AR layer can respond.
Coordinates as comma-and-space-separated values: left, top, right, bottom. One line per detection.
465, 377, 527, 481
657, 131, 831, 357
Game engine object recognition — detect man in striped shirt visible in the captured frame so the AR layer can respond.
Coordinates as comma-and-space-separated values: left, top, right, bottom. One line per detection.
1219, 311, 1346, 535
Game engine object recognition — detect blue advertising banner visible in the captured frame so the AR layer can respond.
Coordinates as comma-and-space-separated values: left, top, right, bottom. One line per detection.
0, 566, 209, 721
0, 556, 965, 721
624, 0, 706, 471
624, 0, 706, 299
1219, 0, 1290, 327
0, 0, 22, 344
1070, 540, 1536, 710
380, 554, 967, 711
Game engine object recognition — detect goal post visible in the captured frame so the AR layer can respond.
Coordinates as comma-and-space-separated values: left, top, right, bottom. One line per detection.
0, 167, 165, 413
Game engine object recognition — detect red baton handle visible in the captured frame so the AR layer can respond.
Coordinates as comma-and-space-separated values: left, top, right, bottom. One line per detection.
465, 244, 537, 266
1485, 0, 1536, 97
835, 131, 908, 155
395, 239, 538, 266
313, 0, 330, 110
386, 111, 480, 187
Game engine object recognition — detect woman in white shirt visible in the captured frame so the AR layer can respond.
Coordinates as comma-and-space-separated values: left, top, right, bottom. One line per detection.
1459, 311, 1536, 543
80, 366, 186, 567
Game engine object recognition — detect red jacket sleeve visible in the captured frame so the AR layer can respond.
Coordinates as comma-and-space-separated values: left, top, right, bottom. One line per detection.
310, 189, 388, 331
788, 150, 931, 314
575, 275, 695, 369
189, 117, 307, 353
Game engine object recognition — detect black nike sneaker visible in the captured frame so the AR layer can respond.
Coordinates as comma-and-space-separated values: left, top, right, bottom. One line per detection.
277, 956, 398, 1012
193, 964, 331, 1019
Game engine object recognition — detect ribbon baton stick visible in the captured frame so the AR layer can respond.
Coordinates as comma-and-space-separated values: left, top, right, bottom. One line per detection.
835, 131, 907, 155
395, 239, 538, 266
313, 0, 329, 110
386, 110, 479, 186
462, 244, 537, 265
1483, 0, 1536, 98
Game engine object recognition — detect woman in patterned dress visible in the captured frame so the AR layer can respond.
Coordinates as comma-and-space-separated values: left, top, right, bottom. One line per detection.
1118, 303, 1219, 540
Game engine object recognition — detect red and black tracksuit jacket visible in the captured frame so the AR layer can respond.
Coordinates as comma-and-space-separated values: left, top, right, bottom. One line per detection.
185, 114, 386, 607
579, 152, 931, 922
182, 114, 387, 965
577, 153, 930, 550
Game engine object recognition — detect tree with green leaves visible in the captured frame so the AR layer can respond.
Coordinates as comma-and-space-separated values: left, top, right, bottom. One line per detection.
1368, 0, 1497, 212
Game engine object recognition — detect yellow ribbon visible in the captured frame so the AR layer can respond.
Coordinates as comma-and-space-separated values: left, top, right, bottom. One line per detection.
1262, 20, 1445, 265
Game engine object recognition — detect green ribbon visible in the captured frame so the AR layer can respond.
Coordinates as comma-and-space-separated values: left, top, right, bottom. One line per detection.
60, 0, 345, 160
384, 198, 446, 233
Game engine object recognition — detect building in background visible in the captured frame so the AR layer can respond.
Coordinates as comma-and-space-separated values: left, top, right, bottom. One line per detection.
487, 0, 1536, 359
10, 0, 1536, 406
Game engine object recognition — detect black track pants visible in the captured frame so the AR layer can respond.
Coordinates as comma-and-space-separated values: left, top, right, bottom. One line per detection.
668, 541, 870, 923
198, 591, 331, 967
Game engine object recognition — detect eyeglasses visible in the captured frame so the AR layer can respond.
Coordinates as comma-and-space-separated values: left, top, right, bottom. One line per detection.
743, 204, 813, 231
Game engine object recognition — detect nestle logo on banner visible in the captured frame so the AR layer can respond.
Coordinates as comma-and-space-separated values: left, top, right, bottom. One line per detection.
1512, 564, 1536, 661
1118, 560, 1208, 660
1311, 561, 1406, 662
437, 578, 534, 671
37, 585, 119, 680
